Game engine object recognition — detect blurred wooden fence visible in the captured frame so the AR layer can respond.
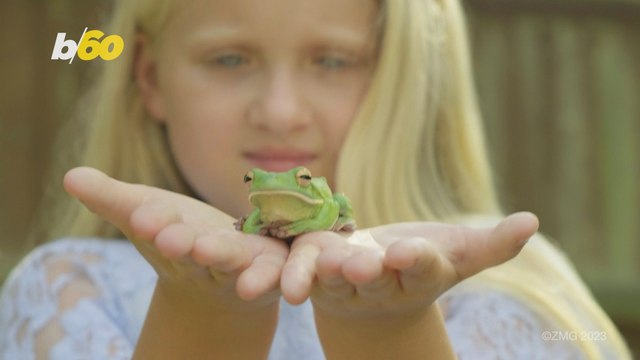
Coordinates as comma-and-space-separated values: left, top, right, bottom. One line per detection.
464, 0, 640, 326
1, 0, 639, 348
0, 0, 109, 282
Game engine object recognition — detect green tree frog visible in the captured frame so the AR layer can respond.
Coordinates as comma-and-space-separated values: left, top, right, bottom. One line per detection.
235, 167, 356, 240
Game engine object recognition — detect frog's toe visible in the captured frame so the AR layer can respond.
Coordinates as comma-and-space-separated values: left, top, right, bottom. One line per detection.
281, 225, 308, 238
273, 228, 290, 239
337, 222, 357, 232
270, 226, 299, 239
234, 217, 246, 231
333, 218, 356, 232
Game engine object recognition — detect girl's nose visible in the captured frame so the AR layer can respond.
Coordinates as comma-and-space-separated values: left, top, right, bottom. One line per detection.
247, 68, 311, 134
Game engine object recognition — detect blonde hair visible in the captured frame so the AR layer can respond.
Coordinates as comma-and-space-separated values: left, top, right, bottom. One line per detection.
37, 0, 631, 358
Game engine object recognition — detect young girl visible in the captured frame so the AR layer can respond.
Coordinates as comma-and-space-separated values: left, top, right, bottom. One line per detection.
0, 0, 631, 358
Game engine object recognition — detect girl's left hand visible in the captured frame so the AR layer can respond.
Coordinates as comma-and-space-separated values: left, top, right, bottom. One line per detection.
280, 213, 538, 319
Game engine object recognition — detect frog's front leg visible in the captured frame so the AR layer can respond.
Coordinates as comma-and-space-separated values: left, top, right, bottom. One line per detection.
275, 201, 340, 238
241, 208, 265, 235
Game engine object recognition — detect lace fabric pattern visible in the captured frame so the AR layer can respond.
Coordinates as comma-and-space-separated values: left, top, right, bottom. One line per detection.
1, 238, 586, 360
441, 290, 586, 360
0, 239, 155, 360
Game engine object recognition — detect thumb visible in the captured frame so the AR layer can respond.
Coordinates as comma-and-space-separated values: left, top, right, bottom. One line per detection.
63, 166, 153, 233
452, 212, 539, 279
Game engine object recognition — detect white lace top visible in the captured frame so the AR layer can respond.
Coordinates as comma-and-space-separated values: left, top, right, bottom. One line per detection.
0, 238, 586, 359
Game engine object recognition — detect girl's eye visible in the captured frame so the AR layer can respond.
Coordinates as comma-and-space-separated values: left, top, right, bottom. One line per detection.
211, 54, 249, 67
315, 55, 350, 70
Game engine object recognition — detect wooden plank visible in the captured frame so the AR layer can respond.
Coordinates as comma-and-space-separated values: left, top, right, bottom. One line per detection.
592, 284, 640, 321
0, 1, 108, 286
550, 18, 602, 268
0, 1, 46, 255
590, 21, 639, 283
466, 3, 639, 293
468, 13, 512, 200
509, 15, 550, 218
465, 0, 640, 20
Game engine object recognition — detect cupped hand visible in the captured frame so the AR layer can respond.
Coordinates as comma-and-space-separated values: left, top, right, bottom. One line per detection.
63, 167, 289, 310
280, 213, 539, 318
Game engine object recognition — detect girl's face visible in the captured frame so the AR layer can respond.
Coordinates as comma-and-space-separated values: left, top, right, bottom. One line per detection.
138, 0, 378, 217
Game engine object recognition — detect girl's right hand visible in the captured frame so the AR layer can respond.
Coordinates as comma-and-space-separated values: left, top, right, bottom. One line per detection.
63, 167, 289, 311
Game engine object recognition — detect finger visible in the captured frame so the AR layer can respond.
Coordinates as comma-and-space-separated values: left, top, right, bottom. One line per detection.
130, 200, 183, 240
353, 268, 398, 300
63, 167, 156, 233
281, 242, 321, 305
343, 250, 400, 300
191, 230, 251, 273
385, 237, 448, 292
154, 222, 198, 259
123, 203, 187, 273
450, 212, 539, 279
237, 247, 287, 301
316, 247, 355, 299
128, 222, 200, 280
385, 237, 438, 275
153, 223, 209, 281
494, 212, 540, 247
342, 250, 385, 285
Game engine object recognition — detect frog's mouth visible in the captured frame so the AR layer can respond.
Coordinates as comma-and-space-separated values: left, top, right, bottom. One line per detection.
248, 190, 323, 205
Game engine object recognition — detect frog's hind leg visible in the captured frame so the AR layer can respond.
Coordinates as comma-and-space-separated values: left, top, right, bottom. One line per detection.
278, 201, 340, 238
332, 193, 357, 232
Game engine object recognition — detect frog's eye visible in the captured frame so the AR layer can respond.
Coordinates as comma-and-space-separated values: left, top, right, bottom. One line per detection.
243, 171, 254, 184
296, 168, 312, 187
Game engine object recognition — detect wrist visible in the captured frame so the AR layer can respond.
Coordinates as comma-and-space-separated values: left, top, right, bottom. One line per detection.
155, 277, 280, 314
133, 282, 279, 360
313, 303, 455, 360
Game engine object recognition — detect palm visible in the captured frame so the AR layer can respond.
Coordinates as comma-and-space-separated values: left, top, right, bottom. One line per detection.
280, 213, 538, 318
64, 167, 289, 307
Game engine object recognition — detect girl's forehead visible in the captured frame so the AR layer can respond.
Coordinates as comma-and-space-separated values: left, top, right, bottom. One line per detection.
164, 0, 379, 39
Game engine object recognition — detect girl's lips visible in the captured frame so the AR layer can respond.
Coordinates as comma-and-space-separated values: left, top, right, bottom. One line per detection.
243, 149, 317, 172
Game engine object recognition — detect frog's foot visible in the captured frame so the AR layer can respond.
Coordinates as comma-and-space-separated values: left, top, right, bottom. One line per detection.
275, 222, 314, 239
266, 228, 296, 245
252, 221, 289, 239
268, 227, 293, 239
234, 217, 246, 231
337, 223, 357, 232
332, 218, 357, 232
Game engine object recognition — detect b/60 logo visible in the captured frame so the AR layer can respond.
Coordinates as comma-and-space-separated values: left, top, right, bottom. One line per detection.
51, 27, 124, 63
